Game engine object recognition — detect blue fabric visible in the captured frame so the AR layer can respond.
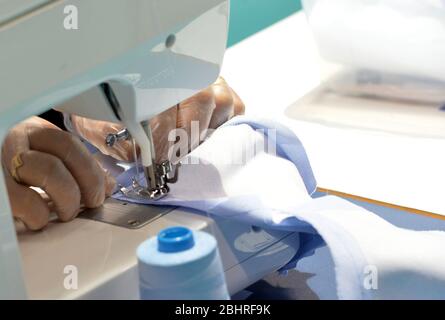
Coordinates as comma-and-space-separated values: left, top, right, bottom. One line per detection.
112, 117, 361, 287
113, 116, 323, 270
220, 117, 317, 196
114, 117, 318, 233
111, 117, 445, 299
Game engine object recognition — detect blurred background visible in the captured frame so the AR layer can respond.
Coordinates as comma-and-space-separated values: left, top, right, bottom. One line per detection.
228, 0, 302, 46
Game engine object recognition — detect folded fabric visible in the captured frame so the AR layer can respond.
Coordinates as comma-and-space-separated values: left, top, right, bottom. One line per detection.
113, 116, 445, 299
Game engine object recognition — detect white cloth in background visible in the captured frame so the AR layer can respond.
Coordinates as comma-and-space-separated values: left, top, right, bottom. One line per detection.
304, 0, 445, 81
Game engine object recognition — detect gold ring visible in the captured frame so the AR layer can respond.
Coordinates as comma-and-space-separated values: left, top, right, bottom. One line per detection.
10, 152, 24, 183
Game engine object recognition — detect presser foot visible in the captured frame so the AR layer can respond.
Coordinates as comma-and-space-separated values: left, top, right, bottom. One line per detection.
131, 182, 170, 200
120, 161, 180, 201
105, 127, 180, 200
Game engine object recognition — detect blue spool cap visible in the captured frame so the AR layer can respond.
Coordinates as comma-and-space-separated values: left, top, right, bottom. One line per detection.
157, 226, 195, 253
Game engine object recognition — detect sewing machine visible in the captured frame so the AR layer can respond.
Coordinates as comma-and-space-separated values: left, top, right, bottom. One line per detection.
0, 0, 300, 299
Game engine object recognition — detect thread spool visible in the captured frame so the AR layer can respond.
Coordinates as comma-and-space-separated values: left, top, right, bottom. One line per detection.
137, 226, 230, 300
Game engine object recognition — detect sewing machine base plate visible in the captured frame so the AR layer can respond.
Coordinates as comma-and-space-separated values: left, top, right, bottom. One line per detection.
80, 198, 175, 229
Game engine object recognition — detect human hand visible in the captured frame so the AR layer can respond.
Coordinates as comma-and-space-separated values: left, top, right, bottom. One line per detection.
2, 116, 115, 230
70, 77, 245, 163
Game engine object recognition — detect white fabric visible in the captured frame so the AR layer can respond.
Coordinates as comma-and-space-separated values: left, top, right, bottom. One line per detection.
115, 119, 445, 299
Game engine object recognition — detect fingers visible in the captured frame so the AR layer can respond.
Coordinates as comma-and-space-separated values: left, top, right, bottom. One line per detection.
177, 87, 215, 155
209, 79, 235, 129
2, 116, 115, 231
150, 106, 177, 163
68, 77, 244, 165
209, 77, 245, 128
231, 87, 246, 116
95, 160, 117, 197
14, 150, 82, 221
107, 138, 137, 162
28, 127, 108, 208
72, 115, 135, 162
4, 169, 50, 231
1, 119, 38, 173
10, 151, 116, 226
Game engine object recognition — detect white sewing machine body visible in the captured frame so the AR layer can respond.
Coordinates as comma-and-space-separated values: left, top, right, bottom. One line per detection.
17, 205, 299, 299
0, 0, 299, 299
